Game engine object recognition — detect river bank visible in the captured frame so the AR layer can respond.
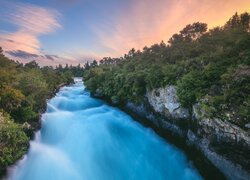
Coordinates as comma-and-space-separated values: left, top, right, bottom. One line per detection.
23, 82, 73, 138
1, 81, 73, 179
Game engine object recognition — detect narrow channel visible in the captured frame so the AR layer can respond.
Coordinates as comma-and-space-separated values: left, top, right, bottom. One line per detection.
8, 78, 202, 180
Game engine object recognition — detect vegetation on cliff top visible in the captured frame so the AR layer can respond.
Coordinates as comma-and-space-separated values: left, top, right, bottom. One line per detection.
83, 12, 250, 129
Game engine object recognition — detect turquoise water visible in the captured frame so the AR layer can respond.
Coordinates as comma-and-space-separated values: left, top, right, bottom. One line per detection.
9, 79, 202, 180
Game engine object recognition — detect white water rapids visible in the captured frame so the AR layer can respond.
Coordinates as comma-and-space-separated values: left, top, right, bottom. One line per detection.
8, 78, 202, 180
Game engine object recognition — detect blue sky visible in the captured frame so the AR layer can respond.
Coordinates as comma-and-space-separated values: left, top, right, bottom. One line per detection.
0, 0, 249, 65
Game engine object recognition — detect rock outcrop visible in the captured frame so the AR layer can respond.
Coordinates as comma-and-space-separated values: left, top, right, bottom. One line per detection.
125, 85, 250, 180
146, 86, 189, 119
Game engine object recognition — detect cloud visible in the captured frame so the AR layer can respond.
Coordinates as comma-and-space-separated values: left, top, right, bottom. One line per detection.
0, 30, 41, 53
92, 0, 250, 57
0, 1, 61, 54
4, 50, 80, 67
6, 50, 39, 59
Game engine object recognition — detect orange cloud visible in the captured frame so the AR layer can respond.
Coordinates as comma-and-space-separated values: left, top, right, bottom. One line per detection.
0, 2, 61, 54
94, 0, 250, 57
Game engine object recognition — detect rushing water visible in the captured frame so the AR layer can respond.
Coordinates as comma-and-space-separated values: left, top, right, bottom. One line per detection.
8, 78, 202, 180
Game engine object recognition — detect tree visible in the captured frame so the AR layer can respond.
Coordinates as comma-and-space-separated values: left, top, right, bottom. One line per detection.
0, 47, 3, 55
24, 61, 39, 69
65, 64, 69, 71
90, 60, 98, 67
0, 86, 25, 113
225, 12, 240, 29
127, 48, 136, 58
56, 64, 63, 71
84, 62, 90, 70
168, 22, 207, 45
180, 22, 207, 41
16, 70, 49, 111
177, 71, 207, 108
168, 33, 184, 45
240, 12, 250, 30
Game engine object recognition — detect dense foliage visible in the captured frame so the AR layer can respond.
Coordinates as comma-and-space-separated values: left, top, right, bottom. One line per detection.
0, 51, 73, 176
83, 12, 250, 128
55, 63, 85, 77
0, 110, 28, 172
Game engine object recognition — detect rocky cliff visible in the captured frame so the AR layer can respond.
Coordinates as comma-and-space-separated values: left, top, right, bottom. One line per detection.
125, 85, 250, 180
146, 86, 190, 119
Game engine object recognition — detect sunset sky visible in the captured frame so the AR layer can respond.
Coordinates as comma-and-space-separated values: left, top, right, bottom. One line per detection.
0, 0, 250, 66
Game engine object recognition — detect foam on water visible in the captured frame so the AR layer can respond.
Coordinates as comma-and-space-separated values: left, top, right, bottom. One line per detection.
8, 78, 202, 180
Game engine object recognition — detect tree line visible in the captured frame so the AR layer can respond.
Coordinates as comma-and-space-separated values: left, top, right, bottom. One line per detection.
83, 12, 250, 129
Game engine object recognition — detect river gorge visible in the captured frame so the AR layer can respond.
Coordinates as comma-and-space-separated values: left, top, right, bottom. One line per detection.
7, 78, 202, 180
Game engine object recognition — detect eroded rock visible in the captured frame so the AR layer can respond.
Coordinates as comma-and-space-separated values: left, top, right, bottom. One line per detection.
146, 86, 190, 119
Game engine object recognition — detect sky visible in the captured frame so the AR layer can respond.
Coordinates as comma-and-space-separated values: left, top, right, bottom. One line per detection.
0, 0, 250, 66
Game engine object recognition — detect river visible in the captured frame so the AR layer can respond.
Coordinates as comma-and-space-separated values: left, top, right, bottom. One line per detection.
8, 78, 202, 180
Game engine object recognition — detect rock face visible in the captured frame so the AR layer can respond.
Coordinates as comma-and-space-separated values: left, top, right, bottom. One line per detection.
146, 86, 189, 119
191, 104, 250, 180
126, 85, 250, 180
193, 103, 250, 150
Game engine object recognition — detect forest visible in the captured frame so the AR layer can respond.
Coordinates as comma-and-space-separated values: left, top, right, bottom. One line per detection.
0, 51, 75, 175
1, 11, 250, 178
83, 12, 250, 129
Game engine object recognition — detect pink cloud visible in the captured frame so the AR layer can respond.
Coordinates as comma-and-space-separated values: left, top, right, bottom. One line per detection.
0, 30, 41, 53
93, 0, 250, 57
0, 2, 61, 54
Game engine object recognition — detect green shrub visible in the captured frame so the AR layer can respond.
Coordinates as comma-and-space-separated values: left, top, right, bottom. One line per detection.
0, 110, 29, 176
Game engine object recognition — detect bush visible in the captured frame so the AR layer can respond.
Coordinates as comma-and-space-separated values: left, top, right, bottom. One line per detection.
0, 110, 29, 176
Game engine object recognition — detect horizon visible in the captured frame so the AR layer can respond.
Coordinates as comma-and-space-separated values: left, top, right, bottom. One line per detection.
0, 0, 250, 66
